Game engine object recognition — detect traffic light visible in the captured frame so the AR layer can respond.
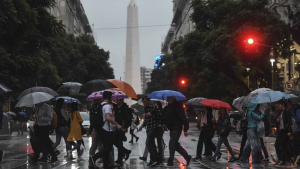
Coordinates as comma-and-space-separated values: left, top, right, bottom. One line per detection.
243, 38, 257, 53
180, 80, 186, 85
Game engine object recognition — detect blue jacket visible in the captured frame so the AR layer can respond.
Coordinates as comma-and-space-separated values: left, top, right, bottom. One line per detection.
247, 103, 265, 128
290, 105, 300, 133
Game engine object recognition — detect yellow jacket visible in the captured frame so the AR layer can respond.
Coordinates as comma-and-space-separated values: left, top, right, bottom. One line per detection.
67, 111, 83, 141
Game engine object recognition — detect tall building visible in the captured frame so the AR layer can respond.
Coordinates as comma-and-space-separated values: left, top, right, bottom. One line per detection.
125, 0, 142, 96
161, 0, 194, 54
140, 66, 152, 94
48, 0, 93, 36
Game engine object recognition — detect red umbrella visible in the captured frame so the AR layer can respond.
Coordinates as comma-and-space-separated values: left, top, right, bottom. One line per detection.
199, 99, 233, 110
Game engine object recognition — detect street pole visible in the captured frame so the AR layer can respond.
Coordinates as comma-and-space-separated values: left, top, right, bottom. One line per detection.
272, 68, 274, 90
246, 68, 250, 88
288, 5, 291, 81
247, 76, 249, 88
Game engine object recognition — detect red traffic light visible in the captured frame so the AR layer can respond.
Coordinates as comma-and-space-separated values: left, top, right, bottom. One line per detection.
248, 38, 254, 44
183, 104, 186, 108
181, 80, 185, 84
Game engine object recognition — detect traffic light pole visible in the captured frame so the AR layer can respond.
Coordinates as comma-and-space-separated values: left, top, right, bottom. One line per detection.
288, 5, 291, 81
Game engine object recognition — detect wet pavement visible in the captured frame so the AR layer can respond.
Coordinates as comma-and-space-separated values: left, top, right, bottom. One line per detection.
0, 123, 298, 169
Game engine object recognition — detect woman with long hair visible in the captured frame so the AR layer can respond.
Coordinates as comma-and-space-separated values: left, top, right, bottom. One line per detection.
210, 107, 238, 162
67, 102, 84, 162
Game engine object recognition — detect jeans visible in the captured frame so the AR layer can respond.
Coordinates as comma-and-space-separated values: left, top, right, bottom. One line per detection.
33, 125, 57, 161
93, 129, 114, 168
146, 128, 158, 162
260, 137, 269, 158
90, 133, 102, 156
168, 130, 189, 165
213, 136, 235, 158
275, 129, 289, 162
67, 140, 83, 156
156, 127, 164, 163
114, 130, 129, 163
239, 128, 262, 163
52, 126, 70, 151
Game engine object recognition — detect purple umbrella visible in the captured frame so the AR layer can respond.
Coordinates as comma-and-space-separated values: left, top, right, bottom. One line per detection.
86, 89, 128, 101
6, 111, 17, 116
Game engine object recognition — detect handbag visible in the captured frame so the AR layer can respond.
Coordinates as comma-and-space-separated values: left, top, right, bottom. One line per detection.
76, 112, 87, 136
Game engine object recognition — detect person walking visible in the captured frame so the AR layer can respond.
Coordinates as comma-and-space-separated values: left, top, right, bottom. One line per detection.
114, 99, 132, 166
18, 110, 26, 136
29, 102, 58, 164
52, 98, 71, 156
89, 91, 122, 169
286, 100, 300, 167
138, 97, 162, 167
129, 108, 139, 143
195, 107, 216, 160
163, 96, 192, 168
239, 103, 265, 164
239, 107, 248, 158
274, 100, 293, 167
210, 107, 238, 162
66, 102, 85, 162
0, 102, 5, 163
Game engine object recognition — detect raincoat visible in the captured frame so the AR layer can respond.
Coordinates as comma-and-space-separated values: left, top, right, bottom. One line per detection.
247, 103, 265, 128
67, 111, 83, 141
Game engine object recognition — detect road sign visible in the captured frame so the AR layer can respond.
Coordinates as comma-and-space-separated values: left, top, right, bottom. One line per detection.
285, 81, 293, 91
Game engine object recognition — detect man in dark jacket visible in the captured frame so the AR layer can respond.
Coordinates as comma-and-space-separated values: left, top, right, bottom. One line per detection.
164, 97, 192, 167
114, 99, 131, 165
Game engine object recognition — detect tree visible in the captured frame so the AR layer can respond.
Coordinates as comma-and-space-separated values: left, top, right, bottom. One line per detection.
147, 0, 290, 103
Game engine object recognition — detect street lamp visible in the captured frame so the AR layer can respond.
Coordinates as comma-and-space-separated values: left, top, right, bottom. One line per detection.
270, 58, 275, 90
246, 68, 250, 88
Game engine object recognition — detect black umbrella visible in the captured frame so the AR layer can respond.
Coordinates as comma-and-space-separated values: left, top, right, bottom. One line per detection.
17, 87, 59, 100
286, 90, 300, 96
185, 97, 207, 106
57, 82, 84, 96
0, 83, 12, 95
79, 79, 117, 96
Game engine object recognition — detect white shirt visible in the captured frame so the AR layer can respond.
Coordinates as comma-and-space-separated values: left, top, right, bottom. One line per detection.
102, 102, 113, 131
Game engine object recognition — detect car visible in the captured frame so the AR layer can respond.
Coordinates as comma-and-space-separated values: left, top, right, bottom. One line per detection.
80, 112, 90, 135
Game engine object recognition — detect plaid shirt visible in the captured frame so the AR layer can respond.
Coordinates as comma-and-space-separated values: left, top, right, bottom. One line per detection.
143, 104, 161, 131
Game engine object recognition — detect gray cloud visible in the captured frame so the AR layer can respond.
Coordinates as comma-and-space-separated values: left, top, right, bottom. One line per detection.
81, 0, 173, 80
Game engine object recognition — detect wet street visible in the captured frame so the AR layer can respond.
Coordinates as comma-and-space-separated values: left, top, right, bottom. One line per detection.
0, 123, 296, 169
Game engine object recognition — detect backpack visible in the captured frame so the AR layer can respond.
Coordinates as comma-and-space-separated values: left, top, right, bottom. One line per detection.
135, 115, 140, 125
52, 111, 58, 129
291, 108, 299, 133
90, 103, 107, 129
161, 105, 175, 127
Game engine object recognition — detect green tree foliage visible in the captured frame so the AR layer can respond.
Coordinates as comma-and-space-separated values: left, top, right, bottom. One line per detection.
147, 0, 289, 103
0, 0, 114, 98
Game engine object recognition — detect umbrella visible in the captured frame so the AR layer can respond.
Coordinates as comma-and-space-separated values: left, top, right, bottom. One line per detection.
52, 96, 81, 104
288, 94, 300, 105
57, 82, 83, 96
6, 111, 16, 116
232, 96, 245, 111
0, 83, 12, 95
107, 79, 137, 99
242, 88, 273, 107
86, 89, 129, 101
17, 87, 59, 100
80, 79, 117, 96
15, 92, 55, 107
250, 91, 291, 104
185, 97, 207, 106
286, 90, 300, 96
148, 90, 187, 101
199, 99, 233, 110
18, 111, 26, 117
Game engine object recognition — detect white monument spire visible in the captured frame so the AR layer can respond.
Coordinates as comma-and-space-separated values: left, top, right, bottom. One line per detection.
125, 0, 142, 96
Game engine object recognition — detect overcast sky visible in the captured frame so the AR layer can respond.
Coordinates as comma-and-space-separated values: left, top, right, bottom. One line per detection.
81, 0, 173, 79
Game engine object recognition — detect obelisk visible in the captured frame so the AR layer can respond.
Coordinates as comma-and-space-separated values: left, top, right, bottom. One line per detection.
125, 0, 142, 99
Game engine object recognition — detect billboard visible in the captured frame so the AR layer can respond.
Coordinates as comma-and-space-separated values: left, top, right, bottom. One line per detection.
155, 55, 162, 69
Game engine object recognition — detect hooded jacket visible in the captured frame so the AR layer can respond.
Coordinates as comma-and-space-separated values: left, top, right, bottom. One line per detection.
247, 103, 265, 129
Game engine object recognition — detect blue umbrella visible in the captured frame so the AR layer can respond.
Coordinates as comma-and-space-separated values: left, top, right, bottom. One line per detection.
18, 111, 26, 117
148, 90, 187, 101
52, 96, 81, 104
250, 91, 291, 104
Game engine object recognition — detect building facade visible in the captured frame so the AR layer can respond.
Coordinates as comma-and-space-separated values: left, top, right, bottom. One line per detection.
48, 0, 93, 36
161, 0, 194, 55
140, 66, 152, 94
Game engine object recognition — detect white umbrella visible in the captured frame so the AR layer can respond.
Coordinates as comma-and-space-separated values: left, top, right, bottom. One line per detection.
15, 92, 55, 107
232, 96, 245, 111
242, 88, 273, 107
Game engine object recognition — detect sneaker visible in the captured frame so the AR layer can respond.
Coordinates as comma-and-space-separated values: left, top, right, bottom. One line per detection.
125, 150, 131, 161
49, 157, 58, 163
0, 151, 5, 163
186, 155, 192, 167
165, 163, 173, 168
147, 161, 157, 167
80, 148, 84, 157
139, 157, 147, 161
